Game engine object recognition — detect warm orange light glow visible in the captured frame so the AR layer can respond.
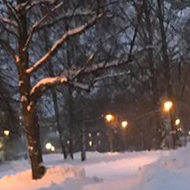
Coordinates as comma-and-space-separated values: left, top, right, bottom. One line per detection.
164, 101, 173, 112
105, 114, 114, 122
121, 121, 128, 128
3, 130, 10, 136
175, 119, 180, 126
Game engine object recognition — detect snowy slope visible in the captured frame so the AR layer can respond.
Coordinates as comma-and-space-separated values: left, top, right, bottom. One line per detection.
0, 146, 189, 190
139, 145, 190, 190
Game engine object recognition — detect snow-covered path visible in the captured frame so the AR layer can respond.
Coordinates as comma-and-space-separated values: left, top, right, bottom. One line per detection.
2, 145, 190, 190
0, 151, 178, 190
83, 152, 160, 179
74, 151, 165, 190
0, 150, 167, 190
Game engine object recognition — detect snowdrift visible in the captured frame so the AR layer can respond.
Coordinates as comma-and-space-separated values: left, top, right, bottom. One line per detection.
0, 165, 85, 190
139, 145, 190, 190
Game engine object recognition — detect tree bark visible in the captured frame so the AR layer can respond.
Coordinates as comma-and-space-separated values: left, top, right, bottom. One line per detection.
144, 1, 161, 148
51, 89, 68, 159
43, 28, 68, 160
68, 86, 74, 159
81, 110, 86, 161
17, 0, 45, 179
65, 24, 74, 159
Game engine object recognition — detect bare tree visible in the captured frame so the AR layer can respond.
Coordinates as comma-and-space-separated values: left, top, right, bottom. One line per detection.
0, 0, 141, 179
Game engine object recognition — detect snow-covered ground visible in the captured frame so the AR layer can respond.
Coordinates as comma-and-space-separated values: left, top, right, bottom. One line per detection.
0, 145, 190, 190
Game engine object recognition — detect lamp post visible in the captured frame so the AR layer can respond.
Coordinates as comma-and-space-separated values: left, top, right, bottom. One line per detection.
163, 100, 173, 148
105, 114, 114, 152
163, 101, 173, 113
3, 130, 10, 136
121, 121, 128, 129
121, 121, 128, 150
175, 119, 180, 126
105, 114, 114, 122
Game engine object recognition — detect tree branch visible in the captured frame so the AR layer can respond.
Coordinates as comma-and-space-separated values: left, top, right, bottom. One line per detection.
0, 16, 18, 28
1, 0, 21, 25
26, 13, 102, 75
62, 54, 133, 78
0, 39, 17, 60
30, 76, 68, 101
23, 1, 63, 51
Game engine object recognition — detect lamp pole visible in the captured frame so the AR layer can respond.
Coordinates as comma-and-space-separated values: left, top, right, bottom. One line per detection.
163, 100, 173, 148
121, 121, 128, 150
105, 114, 114, 152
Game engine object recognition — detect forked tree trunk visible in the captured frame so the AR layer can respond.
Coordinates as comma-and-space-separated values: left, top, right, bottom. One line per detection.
17, 0, 45, 179
19, 82, 45, 179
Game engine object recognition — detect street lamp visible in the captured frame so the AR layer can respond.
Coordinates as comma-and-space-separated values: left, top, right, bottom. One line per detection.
51, 146, 55, 152
163, 100, 176, 148
3, 130, 10, 136
45, 142, 56, 152
175, 119, 180, 126
105, 114, 114, 122
121, 121, 128, 150
163, 101, 173, 112
105, 114, 114, 152
121, 121, 128, 129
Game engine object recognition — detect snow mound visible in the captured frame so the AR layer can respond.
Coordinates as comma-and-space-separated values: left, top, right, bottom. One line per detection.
138, 145, 190, 190
0, 165, 85, 190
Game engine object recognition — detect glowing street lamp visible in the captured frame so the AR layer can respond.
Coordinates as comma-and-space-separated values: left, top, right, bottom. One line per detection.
121, 121, 128, 129
105, 114, 114, 122
105, 114, 114, 152
3, 130, 10, 136
163, 101, 173, 112
175, 119, 180, 126
45, 142, 56, 152
89, 141, 93, 147
51, 146, 55, 152
45, 142, 52, 150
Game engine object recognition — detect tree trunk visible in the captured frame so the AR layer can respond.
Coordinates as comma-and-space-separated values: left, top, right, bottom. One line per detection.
20, 94, 45, 179
107, 129, 114, 152
157, 0, 176, 148
17, 0, 45, 179
42, 27, 68, 160
81, 113, 86, 161
24, 110, 45, 179
144, 1, 162, 148
51, 89, 68, 159
157, 0, 172, 96
68, 86, 74, 159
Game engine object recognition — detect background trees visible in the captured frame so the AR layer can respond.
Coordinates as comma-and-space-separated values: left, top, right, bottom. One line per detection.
0, 0, 190, 180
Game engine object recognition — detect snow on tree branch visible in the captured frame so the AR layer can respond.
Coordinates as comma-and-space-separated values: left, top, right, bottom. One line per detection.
30, 76, 68, 100
69, 81, 90, 91
62, 54, 132, 78
0, 16, 18, 28
26, 13, 102, 75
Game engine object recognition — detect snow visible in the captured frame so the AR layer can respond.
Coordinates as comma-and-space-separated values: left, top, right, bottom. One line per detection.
1, 146, 190, 190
